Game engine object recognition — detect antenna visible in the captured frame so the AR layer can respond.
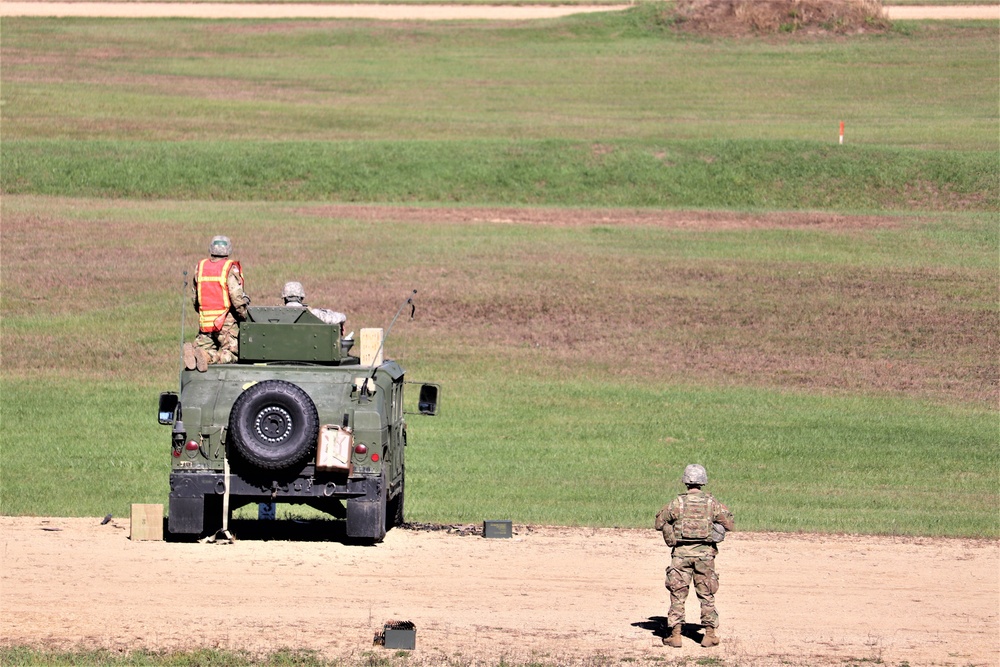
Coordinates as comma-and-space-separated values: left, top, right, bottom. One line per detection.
178, 270, 188, 389
361, 289, 417, 400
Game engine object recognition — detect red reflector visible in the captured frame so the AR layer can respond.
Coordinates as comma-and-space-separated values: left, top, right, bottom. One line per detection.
185, 441, 199, 451
172, 450, 181, 458
371, 453, 380, 462
354, 444, 368, 455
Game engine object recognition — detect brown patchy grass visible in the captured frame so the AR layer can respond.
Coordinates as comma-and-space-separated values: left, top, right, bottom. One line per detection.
1, 199, 995, 407
295, 204, 906, 230
673, 0, 891, 37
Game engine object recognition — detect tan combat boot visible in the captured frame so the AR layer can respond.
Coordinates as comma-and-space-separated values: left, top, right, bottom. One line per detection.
194, 347, 209, 372
701, 626, 719, 647
183, 343, 198, 370
663, 625, 682, 648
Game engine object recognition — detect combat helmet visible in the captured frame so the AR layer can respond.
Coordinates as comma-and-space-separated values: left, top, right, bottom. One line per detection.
282, 281, 306, 302
209, 235, 232, 257
682, 464, 708, 486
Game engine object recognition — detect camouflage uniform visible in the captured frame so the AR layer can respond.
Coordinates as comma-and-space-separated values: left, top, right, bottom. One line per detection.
281, 281, 346, 329
655, 487, 735, 632
192, 258, 249, 365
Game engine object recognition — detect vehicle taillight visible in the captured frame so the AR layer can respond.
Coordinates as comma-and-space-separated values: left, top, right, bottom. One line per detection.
354, 444, 368, 455
371, 453, 380, 462
185, 440, 199, 451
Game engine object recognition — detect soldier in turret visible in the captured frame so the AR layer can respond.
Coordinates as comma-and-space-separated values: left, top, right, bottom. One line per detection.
281, 281, 347, 330
183, 235, 250, 371
654, 464, 735, 648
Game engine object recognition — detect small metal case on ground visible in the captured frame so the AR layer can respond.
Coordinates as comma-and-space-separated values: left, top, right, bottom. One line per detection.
483, 520, 512, 539
383, 620, 416, 649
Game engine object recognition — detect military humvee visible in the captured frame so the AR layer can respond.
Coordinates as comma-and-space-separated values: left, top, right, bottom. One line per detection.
157, 304, 439, 542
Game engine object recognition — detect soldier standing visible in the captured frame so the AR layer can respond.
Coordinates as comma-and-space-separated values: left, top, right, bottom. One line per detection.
654, 464, 735, 648
183, 235, 250, 371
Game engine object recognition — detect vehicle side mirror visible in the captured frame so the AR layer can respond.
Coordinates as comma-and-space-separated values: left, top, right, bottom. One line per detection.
158, 392, 179, 425
417, 384, 440, 416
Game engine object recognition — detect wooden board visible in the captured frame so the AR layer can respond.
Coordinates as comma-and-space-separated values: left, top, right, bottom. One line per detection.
359, 327, 384, 366
130, 504, 163, 541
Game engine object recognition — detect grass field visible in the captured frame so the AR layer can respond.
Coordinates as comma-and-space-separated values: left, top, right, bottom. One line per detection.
2, 12, 997, 150
2, 196, 996, 536
0, 5, 997, 540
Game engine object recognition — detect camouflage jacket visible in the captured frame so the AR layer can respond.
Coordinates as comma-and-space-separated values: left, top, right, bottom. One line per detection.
655, 488, 734, 545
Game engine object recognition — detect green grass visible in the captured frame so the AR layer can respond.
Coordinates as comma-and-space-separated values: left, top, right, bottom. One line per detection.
0, 647, 339, 667
1, 197, 996, 536
0, 380, 169, 517
410, 376, 998, 536
3, 10, 997, 212
0, 645, 782, 667
2, 12, 997, 150
4, 139, 997, 211
1, 6, 997, 541
3, 374, 995, 536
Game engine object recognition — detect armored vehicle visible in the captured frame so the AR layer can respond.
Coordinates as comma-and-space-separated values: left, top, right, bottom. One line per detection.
157, 303, 439, 542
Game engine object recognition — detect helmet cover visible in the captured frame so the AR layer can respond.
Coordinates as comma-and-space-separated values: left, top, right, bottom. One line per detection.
682, 464, 708, 486
209, 235, 232, 257
282, 281, 305, 300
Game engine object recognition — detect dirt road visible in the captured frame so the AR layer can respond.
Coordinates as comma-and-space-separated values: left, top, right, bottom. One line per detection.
1, 517, 996, 666
0, 3, 997, 19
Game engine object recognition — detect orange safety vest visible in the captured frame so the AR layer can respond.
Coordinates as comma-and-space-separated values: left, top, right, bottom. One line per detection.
196, 258, 242, 333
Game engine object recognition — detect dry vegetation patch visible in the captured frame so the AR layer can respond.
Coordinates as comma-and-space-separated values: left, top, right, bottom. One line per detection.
673, 0, 891, 36
3, 203, 995, 406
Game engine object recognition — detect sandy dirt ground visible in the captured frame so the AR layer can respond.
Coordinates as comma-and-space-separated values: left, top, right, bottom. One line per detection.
1, 516, 997, 666
0, 3, 998, 19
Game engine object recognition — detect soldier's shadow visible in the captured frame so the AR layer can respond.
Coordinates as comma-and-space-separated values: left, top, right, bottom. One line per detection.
631, 617, 704, 643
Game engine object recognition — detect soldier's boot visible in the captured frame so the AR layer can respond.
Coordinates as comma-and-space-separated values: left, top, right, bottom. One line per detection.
183, 343, 198, 370
701, 626, 719, 647
663, 625, 682, 648
194, 347, 209, 372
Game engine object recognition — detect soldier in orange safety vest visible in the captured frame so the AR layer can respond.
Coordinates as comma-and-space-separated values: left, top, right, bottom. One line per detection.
183, 235, 250, 372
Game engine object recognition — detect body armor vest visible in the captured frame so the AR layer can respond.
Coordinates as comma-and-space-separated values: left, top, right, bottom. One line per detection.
674, 491, 713, 542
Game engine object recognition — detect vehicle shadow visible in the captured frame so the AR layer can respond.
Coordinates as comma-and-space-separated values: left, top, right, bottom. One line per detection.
164, 517, 367, 544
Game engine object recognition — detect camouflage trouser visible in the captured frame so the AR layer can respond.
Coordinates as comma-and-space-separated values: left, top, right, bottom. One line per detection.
194, 315, 240, 365
665, 544, 721, 629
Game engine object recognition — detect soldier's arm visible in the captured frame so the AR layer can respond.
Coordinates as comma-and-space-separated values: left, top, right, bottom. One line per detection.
655, 497, 682, 530
310, 308, 347, 326
191, 269, 200, 311
227, 265, 250, 319
714, 500, 735, 532
654, 505, 670, 530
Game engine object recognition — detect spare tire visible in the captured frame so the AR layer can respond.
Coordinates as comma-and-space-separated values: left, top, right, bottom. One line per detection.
229, 380, 319, 470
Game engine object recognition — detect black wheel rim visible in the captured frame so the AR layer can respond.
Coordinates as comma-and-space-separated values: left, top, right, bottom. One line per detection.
254, 405, 293, 443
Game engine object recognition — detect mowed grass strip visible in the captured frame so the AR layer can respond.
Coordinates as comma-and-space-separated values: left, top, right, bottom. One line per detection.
1, 198, 996, 536
4, 139, 997, 212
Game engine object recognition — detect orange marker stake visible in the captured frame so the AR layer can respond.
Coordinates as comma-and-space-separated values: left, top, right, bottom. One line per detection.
839, 121, 845, 145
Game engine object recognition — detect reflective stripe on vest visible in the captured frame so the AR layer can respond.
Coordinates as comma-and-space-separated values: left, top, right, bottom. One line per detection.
196, 258, 238, 333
